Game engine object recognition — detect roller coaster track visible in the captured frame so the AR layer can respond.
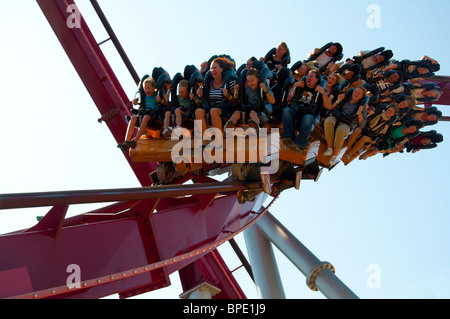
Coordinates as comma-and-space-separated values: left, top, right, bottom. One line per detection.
2, 0, 448, 300
4, 189, 279, 299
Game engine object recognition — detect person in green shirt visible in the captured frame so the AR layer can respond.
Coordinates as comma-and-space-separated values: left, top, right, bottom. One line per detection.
174, 80, 192, 128
360, 120, 423, 160
118, 77, 160, 151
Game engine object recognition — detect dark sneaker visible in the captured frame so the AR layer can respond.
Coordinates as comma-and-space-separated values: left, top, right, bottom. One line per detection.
124, 140, 137, 149
117, 143, 127, 151
283, 137, 294, 146
248, 119, 260, 130
283, 138, 302, 153
224, 120, 235, 130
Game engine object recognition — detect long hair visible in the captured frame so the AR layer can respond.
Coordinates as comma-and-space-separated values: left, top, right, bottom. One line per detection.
211, 57, 235, 72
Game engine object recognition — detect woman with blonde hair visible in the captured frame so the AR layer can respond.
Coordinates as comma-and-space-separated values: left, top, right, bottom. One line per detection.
262, 41, 291, 72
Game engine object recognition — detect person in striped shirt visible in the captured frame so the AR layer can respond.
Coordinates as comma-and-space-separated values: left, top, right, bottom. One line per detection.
195, 57, 238, 134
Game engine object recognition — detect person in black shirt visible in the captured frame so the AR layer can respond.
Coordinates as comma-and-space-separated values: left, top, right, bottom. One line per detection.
282, 70, 331, 152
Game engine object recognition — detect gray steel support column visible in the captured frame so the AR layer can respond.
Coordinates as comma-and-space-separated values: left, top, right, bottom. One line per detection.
244, 224, 286, 299
256, 212, 359, 299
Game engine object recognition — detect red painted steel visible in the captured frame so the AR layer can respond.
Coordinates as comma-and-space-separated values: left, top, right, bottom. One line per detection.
422, 76, 450, 120
0, 192, 266, 299
4, 193, 280, 299
422, 76, 450, 106
0, 211, 168, 299
0, 0, 258, 299
13, 0, 448, 300
179, 250, 246, 299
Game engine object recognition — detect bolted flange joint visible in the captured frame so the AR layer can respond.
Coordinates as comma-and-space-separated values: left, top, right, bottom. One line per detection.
306, 261, 336, 291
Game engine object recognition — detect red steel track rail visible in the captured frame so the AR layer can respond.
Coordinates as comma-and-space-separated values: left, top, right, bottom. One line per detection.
6, 194, 279, 299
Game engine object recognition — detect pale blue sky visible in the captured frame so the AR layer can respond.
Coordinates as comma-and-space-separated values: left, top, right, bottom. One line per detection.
1, 0, 449, 299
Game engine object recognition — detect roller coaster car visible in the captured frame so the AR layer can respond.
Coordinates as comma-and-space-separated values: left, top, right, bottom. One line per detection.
127, 61, 347, 202
128, 121, 344, 203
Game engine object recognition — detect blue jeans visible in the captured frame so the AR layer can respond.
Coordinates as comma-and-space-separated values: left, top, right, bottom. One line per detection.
282, 107, 316, 149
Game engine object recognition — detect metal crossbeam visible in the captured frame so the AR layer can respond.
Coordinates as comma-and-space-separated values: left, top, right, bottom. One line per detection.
0, 182, 259, 210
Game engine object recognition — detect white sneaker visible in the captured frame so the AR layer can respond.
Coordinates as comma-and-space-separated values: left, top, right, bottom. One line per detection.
329, 156, 338, 166
323, 147, 333, 157
171, 127, 182, 139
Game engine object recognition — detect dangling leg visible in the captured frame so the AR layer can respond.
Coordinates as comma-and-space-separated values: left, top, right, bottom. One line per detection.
323, 116, 337, 156
295, 114, 315, 150
132, 115, 151, 144
210, 107, 223, 131
248, 110, 261, 129
118, 116, 138, 151
195, 108, 207, 138
359, 146, 380, 160
162, 111, 173, 139
347, 135, 371, 157
345, 127, 362, 154
163, 110, 171, 131
125, 116, 138, 141
282, 107, 298, 148
224, 110, 242, 129
329, 123, 350, 165
175, 108, 183, 128
332, 123, 351, 156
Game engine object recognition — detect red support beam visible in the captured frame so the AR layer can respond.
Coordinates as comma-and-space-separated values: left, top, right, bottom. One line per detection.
179, 249, 246, 299
0, 212, 168, 299
25, 205, 68, 239
0, 191, 266, 299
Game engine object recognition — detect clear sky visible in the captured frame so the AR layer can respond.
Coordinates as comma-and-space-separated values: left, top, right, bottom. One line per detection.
1, 0, 450, 299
